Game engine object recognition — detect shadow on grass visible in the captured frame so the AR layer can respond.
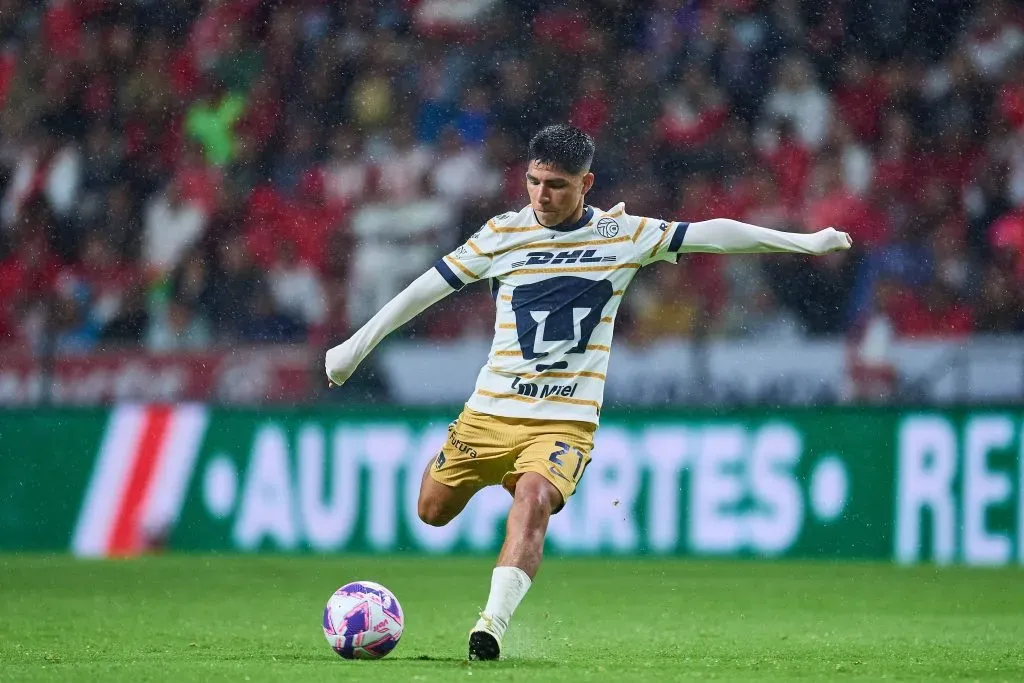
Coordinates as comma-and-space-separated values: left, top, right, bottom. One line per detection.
387, 654, 560, 668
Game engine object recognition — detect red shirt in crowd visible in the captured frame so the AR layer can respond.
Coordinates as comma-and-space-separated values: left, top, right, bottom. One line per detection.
243, 179, 345, 271
892, 295, 975, 338
763, 137, 811, 210
834, 75, 887, 142
806, 189, 889, 248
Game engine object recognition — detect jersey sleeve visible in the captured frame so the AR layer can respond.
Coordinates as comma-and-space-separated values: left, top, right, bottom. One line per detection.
629, 214, 691, 266
432, 216, 506, 290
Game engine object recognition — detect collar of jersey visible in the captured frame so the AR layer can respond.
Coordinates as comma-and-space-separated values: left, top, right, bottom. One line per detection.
538, 206, 594, 233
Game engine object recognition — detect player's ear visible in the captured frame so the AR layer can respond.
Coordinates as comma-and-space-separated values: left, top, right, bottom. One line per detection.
582, 172, 595, 195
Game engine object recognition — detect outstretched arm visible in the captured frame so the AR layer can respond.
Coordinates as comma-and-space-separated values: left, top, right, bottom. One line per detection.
325, 269, 456, 386
680, 219, 852, 255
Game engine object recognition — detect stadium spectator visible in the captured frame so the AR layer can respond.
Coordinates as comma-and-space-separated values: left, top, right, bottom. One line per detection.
761, 54, 831, 151
375, 123, 432, 203
101, 283, 149, 347
207, 233, 265, 342
238, 287, 305, 344
989, 206, 1024, 281
975, 261, 1024, 332
833, 53, 886, 142
321, 128, 373, 208
268, 240, 327, 330
184, 77, 245, 167
627, 261, 708, 344
0, 201, 61, 348
1, 126, 80, 228
269, 116, 319, 197
142, 176, 209, 278
146, 296, 211, 352
454, 86, 493, 146
964, 0, 1024, 80
347, 194, 456, 328
430, 127, 502, 207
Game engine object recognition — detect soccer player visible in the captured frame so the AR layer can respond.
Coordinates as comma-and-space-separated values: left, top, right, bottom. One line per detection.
325, 124, 852, 660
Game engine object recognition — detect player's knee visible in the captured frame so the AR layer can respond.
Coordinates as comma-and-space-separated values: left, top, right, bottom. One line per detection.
417, 498, 454, 527
514, 473, 563, 515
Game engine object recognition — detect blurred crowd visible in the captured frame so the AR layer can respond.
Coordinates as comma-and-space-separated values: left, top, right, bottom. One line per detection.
1, 0, 1023, 356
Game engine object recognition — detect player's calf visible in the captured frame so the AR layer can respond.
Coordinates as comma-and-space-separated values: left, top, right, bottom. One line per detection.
496, 472, 562, 576
469, 474, 561, 660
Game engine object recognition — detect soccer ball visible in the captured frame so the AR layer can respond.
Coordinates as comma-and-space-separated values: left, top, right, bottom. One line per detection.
322, 581, 404, 659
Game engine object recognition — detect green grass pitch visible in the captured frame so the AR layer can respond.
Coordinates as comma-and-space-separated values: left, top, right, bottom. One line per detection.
1, 555, 1022, 682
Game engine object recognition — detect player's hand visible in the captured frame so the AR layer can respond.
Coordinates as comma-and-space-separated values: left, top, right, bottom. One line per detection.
816, 227, 853, 253
325, 340, 359, 388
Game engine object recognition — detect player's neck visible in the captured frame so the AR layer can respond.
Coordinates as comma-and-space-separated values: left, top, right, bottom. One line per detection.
567, 202, 585, 225
539, 202, 585, 229
537, 204, 594, 233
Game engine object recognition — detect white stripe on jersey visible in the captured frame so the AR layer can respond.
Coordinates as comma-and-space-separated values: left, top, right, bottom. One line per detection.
435, 204, 689, 425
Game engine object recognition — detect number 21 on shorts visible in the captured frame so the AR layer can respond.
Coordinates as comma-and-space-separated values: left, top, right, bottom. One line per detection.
547, 441, 588, 483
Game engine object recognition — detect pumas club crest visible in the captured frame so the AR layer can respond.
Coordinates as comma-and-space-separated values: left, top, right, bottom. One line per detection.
596, 217, 619, 238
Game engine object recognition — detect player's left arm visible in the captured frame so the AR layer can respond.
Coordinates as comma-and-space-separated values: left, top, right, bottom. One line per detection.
678, 219, 852, 255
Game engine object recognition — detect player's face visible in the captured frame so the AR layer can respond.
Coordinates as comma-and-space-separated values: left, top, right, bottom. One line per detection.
526, 160, 594, 227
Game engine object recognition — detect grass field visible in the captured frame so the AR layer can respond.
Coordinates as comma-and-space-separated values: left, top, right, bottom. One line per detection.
1, 555, 1022, 682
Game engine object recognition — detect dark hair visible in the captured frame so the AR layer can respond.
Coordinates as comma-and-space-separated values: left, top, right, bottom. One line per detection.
528, 124, 595, 175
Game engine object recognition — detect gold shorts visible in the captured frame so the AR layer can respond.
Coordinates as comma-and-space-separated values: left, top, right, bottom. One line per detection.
429, 406, 595, 509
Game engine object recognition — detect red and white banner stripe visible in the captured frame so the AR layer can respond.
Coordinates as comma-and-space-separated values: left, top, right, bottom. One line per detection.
71, 404, 209, 557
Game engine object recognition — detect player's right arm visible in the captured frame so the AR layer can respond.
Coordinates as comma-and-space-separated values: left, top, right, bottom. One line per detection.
325, 269, 455, 386
325, 217, 504, 387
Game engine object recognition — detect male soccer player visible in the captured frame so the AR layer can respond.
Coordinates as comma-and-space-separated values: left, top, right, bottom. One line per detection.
325, 124, 851, 660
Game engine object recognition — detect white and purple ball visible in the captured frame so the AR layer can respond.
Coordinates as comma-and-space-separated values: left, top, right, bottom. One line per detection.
322, 581, 404, 660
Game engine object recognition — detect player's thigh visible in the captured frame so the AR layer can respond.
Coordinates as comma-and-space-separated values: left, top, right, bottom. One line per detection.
417, 457, 480, 523
501, 424, 594, 512
421, 410, 515, 511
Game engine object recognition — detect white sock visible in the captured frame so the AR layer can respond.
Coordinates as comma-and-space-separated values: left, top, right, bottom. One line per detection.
480, 566, 532, 636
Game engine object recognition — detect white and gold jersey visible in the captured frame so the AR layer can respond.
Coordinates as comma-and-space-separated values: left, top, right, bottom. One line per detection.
434, 203, 689, 425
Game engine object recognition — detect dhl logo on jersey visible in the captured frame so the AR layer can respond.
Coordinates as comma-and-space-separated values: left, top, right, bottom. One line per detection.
509, 249, 617, 268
